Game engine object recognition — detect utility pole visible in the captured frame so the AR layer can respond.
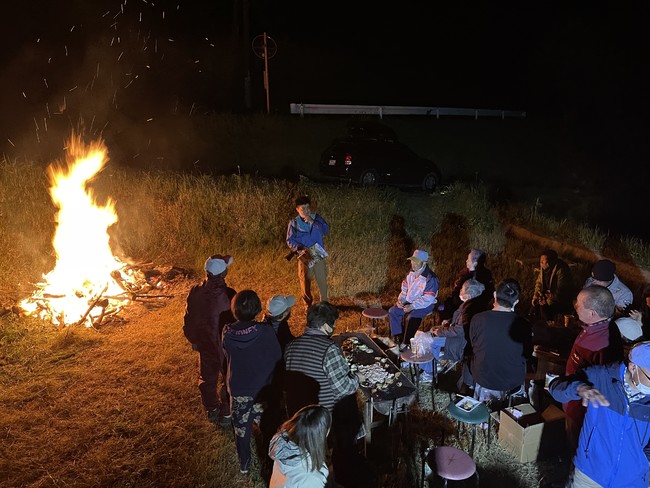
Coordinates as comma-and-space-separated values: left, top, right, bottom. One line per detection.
263, 32, 270, 114
252, 33, 277, 114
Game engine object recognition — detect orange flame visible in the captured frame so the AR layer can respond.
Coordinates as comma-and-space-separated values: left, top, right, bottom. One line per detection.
20, 136, 130, 326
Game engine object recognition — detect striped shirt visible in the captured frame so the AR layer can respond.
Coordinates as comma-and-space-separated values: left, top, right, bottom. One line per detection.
284, 329, 359, 411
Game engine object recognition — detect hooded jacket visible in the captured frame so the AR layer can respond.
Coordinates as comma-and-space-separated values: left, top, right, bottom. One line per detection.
183, 276, 234, 351
268, 432, 328, 488
550, 363, 650, 488
222, 320, 282, 397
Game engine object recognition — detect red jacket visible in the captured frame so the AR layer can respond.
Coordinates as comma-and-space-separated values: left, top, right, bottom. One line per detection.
564, 319, 623, 420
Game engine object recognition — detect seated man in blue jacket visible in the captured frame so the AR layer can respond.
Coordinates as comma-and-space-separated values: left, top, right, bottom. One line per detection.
388, 249, 439, 348
549, 341, 650, 488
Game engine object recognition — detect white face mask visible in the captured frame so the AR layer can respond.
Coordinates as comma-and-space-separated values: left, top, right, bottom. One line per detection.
634, 368, 650, 395
322, 322, 334, 337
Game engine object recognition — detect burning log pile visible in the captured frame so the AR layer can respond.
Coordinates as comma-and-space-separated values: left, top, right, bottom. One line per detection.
15, 135, 188, 329
19, 262, 187, 328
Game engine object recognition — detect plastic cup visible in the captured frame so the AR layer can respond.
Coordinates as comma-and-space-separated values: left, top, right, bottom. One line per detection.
410, 338, 419, 357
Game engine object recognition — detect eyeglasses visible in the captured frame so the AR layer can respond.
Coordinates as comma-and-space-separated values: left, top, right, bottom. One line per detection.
637, 366, 650, 384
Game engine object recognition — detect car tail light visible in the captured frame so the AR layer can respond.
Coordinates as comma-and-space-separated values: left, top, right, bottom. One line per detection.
344, 153, 352, 165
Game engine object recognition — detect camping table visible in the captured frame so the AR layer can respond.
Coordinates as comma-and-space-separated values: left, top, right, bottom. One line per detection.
333, 332, 416, 449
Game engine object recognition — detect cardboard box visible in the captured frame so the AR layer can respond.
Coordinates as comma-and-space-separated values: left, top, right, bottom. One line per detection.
498, 403, 544, 462
498, 403, 566, 463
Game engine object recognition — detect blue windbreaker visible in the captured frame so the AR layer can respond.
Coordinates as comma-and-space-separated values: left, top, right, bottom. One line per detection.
286, 213, 329, 252
549, 363, 650, 488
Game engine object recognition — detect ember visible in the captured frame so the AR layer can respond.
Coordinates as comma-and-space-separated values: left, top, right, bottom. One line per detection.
19, 135, 165, 327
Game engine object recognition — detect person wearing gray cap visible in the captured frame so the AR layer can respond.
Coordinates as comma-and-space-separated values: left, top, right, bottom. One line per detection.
549, 341, 650, 488
263, 294, 297, 352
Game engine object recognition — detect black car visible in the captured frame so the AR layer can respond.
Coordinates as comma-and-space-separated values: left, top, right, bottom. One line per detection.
319, 123, 442, 192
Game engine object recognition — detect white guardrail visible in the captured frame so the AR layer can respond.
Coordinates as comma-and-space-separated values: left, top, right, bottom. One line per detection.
289, 103, 526, 119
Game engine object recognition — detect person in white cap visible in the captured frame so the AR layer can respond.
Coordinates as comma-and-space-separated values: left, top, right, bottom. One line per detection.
387, 249, 439, 348
549, 341, 650, 488
263, 294, 297, 352
182, 254, 235, 427
615, 316, 643, 344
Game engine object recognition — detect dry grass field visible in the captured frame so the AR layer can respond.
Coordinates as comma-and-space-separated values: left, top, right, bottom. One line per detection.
2, 157, 649, 487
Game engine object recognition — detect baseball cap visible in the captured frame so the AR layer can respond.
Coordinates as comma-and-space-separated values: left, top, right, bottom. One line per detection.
615, 317, 643, 342
630, 341, 650, 369
267, 295, 296, 317
407, 249, 429, 262
205, 254, 233, 276
592, 259, 616, 282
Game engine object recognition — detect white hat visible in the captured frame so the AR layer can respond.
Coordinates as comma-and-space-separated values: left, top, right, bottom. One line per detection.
267, 295, 296, 317
204, 254, 233, 276
615, 317, 643, 342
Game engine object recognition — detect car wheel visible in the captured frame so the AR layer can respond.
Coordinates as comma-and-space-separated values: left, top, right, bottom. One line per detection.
422, 172, 439, 193
359, 169, 379, 187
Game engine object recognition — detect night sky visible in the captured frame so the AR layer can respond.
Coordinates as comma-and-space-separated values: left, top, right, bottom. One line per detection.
1, 1, 649, 235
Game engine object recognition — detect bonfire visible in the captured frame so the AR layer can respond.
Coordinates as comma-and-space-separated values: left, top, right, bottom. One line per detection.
19, 135, 155, 327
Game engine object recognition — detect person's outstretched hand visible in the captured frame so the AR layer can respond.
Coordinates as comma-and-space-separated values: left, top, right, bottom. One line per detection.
577, 385, 610, 408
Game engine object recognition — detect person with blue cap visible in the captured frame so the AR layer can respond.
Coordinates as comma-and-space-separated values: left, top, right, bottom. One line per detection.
549, 341, 650, 487
387, 249, 439, 348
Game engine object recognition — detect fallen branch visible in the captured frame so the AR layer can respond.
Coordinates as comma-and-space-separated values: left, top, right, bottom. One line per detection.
67, 284, 109, 334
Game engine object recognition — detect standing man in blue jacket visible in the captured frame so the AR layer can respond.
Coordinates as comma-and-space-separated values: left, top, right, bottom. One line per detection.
286, 195, 330, 308
549, 342, 650, 488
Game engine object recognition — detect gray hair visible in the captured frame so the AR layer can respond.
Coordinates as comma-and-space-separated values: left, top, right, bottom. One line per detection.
461, 278, 485, 299
468, 248, 486, 266
580, 285, 615, 319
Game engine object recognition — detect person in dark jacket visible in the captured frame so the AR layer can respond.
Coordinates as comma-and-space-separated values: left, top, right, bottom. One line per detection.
438, 248, 494, 321
530, 249, 575, 322
563, 285, 624, 455
549, 342, 650, 488
222, 290, 282, 474
182, 254, 235, 426
418, 278, 487, 385
469, 279, 533, 408
263, 294, 297, 353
